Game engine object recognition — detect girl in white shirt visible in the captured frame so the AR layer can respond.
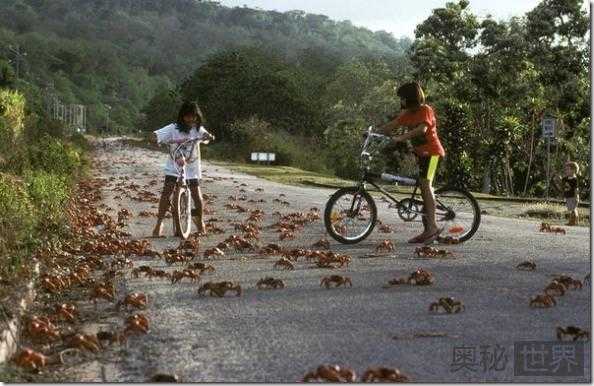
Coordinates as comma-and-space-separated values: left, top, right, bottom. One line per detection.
152, 101, 214, 237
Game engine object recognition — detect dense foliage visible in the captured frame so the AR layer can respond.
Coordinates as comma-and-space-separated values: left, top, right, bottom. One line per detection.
0, 0, 410, 131
0, 0, 589, 199
0, 86, 87, 278
410, 0, 589, 197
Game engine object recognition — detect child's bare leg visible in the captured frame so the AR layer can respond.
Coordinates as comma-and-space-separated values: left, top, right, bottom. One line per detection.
408, 180, 436, 243
153, 180, 175, 237
571, 208, 579, 226
189, 184, 206, 234
566, 198, 579, 226
420, 179, 439, 234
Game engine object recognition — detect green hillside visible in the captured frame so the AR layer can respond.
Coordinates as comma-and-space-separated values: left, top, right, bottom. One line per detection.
0, 0, 589, 200
0, 0, 411, 130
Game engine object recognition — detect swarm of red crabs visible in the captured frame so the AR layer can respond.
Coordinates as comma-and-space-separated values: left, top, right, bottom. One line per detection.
10, 174, 159, 373
10, 141, 591, 382
386, 268, 435, 286
302, 365, 410, 382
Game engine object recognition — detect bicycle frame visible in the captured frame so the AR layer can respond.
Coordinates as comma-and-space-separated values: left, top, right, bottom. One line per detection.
168, 136, 209, 186
354, 127, 454, 221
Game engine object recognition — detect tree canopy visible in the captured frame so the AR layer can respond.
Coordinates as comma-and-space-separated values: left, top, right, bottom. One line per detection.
0, 0, 589, 199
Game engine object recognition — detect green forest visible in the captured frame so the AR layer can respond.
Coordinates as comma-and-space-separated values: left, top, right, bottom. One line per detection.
0, 0, 590, 199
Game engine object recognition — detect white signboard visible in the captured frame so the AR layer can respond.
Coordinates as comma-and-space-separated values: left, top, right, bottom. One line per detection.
541, 118, 556, 138
251, 152, 276, 162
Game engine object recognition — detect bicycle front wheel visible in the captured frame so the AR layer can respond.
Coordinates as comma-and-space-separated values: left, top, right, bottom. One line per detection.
324, 187, 377, 244
434, 187, 481, 243
173, 185, 192, 239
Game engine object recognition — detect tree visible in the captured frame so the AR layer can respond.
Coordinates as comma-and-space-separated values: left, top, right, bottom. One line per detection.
525, 0, 589, 125
0, 59, 16, 88
139, 88, 181, 133
435, 100, 473, 188
181, 47, 322, 137
0, 0, 409, 133
410, 0, 479, 96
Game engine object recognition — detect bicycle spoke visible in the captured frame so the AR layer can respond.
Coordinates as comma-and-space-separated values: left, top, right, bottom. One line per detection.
434, 190, 477, 240
177, 189, 192, 236
329, 191, 374, 241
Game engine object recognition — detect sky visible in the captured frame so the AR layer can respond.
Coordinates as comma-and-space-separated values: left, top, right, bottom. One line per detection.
217, 0, 591, 39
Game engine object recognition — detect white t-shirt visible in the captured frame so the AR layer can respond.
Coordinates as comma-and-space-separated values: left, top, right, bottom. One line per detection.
153, 123, 210, 180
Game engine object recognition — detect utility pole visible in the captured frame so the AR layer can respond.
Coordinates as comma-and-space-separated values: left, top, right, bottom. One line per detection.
105, 104, 111, 133
541, 116, 556, 201
546, 136, 550, 200
8, 45, 27, 79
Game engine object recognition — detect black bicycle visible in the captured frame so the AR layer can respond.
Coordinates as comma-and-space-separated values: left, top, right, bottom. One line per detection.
324, 126, 481, 244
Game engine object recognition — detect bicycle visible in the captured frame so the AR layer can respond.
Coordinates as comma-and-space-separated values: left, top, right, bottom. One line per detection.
166, 135, 211, 240
324, 126, 481, 244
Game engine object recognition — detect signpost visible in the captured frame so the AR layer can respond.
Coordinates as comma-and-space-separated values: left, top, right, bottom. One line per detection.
541, 117, 556, 200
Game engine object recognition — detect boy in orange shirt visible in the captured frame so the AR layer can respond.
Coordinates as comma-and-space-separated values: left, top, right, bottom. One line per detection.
379, 81, 445, 244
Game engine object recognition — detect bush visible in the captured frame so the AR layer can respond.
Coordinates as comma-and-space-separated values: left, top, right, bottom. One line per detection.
223, 116, 332, 174
0, 173, 36, 272
0, 88, 25, 142
0, 89, 89, 284
0, 89, 25, 163
0, 59, 15, 88
27, 135, 82, 175
24, 114, 67, 139
68, 132, 92, 153
323, 119, 365, 179
25, 171, 70, 235
1, 143, 30, 175
436, 100, 473, 189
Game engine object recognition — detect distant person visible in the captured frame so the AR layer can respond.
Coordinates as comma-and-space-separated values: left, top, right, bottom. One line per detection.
151, 101, 215, 237
555, 161, 580, 226
379, 81, 446, 244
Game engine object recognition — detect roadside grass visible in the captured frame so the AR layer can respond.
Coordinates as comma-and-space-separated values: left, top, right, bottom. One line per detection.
212, 161, 590, 225
521, 202, 590, 221
522, 202, 567, 218
210, 160, 354, 187
0, 134, 90, 291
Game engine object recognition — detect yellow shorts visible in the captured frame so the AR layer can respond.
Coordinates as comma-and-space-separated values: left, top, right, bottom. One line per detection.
417, 155, 440, 183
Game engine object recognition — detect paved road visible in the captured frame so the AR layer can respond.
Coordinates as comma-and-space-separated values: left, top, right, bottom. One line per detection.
75, 139, 590, 382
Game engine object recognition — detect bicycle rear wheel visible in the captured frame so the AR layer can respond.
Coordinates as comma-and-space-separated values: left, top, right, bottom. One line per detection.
172, 185, 192, 239
324, 187, 377, 244
434, 187, 481, 243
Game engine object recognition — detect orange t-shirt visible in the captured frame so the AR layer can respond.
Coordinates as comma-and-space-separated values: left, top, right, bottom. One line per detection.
395, 104, 445, 157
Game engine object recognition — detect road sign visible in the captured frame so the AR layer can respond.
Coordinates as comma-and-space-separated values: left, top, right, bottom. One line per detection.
251, 152, 276, 163
541, 118, 556, 138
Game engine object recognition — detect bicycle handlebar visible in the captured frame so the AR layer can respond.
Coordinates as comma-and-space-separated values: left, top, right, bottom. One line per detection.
170, 136, 211, 146
166, 135, 213, 173
361, 126, 390, 151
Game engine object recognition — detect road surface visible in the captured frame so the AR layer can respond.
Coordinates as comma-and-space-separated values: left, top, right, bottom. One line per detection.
71, 138, 590, 382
